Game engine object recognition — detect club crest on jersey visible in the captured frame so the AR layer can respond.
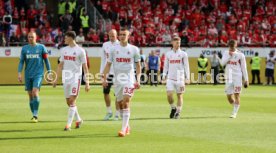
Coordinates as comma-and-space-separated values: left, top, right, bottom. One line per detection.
73, 52, 76, 55
116, 51, 119, 54
5, 49, 11, 56
127, 51, 130, 54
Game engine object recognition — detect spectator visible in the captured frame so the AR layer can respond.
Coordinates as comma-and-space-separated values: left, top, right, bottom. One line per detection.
9, 32, 19, 46
0, 32, 6, 46
80, 11, 89, 34
27, 5, 37, 28
220, 31, 228, 46
3, 11, 12, 42
250, 52, 261, 84
19, 31, 28, 44
242, 33, 252, 46
20, 7, 27, 29
208, 23, 218, 35
87, 29, 100, 43
35, 0, 46, 10
147, 50, 160, 86
198, 54, 208, 84
76, 32, 85, 43
155, 33, 163, 45
180, 31, 189, 47
59, 10, 73, 32
162, 31, 171, 44
54, 31, 64, 48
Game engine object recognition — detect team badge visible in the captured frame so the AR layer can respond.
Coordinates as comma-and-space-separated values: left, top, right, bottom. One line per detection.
73, 52, 76, 55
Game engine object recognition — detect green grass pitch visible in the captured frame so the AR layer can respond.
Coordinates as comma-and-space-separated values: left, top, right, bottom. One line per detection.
0, 85, 275, 153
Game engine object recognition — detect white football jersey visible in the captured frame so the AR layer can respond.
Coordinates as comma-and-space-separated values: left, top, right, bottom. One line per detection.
100, 40, 120, 74
107, 43, 140, 84
60, 45, 87, 83
163, 49, 190, 81
220, 49, 248, 81
265, 55, 275, 69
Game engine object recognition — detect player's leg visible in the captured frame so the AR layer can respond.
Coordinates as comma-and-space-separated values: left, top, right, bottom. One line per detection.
31, 77, 43, 121
230, 81, 242, 118
64, 95, 78, 131
64, 80, 82, 130
25, 78, 35, 121
174, 83, 185, 119
114, 99, 120, 120
167, 80, 176, 118
118, 85, 134, 137
103, 75, 114, 120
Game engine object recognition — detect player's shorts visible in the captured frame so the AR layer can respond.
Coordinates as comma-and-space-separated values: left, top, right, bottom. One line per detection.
225, 79, 242, 95
25, 77, 43, 91
103, 74, 114, 94
265, 68, 274, 77
114, 83, 135, 102
166, 79, 185, 94
63, 79, 81, 98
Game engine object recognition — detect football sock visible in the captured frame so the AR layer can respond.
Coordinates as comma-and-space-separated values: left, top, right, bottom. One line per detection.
107, 106, 112, 114
115, 110, 120, 117
74, 106, 82, 122
233, 104, 240, 115
67, 105, 76, 127
29, 98, 34, 115
176, 106, 182, 113
121, 108, 130, 132
170, 104, 176, 109
32, 97, 40, 117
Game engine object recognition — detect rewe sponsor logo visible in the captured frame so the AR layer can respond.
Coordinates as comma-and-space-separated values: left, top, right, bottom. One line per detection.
26, 54, 39, 58
64, 56, 76, 61
116, 58, 131, 63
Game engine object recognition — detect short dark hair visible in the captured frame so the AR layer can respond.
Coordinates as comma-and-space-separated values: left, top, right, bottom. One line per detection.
65, 31, 76, 39
228, 39, 237, 47
255, 52, 259, 56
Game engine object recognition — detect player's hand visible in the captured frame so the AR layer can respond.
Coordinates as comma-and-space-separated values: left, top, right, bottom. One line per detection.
53, 81, 57, 88
85, 83, 90, 92
185, 79, 190, 85
134, 82, 140, 89
18, 74, 22, 83
102, 80, 108, 88
243, 81, 249, 88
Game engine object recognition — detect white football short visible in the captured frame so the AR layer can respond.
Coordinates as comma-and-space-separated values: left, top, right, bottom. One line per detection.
114, 83, 135, 102
225, 79, 242, 95
166, 79, 185, 94
63, 79, 81, 98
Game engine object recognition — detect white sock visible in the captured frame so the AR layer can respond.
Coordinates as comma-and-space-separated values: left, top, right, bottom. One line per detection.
120, 109, 123, 118
107, 106, 112, 114
176, 106, 182, 113
121, 108, 130, 132
233, 104, 240, 115
74, 106, 82, 122
115, 110, 120, 117
67, 105, 76, 127
170, 104, 176, 109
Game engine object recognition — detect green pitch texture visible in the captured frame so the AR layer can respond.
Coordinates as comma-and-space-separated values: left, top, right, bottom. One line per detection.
0, 85, 275, 153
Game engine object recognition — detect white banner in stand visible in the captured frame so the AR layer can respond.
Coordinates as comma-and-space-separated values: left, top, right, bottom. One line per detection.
0, 47, 275, 58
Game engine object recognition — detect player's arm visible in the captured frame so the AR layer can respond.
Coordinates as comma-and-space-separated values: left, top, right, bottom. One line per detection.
219, 52, 231, 66
162, 53, 169, 82
197, 61, 203, 68
53, 60, 63, 88
99, 45, 106, 76
241, 54, 249, 87
102, 62, 111, 87
184, 53, 190, 84
18, 48, 25, 83
102, 48, 113, 87
81, 49, 90, 92
134, 47, 141, 89
42, 46, 51, 72
135, 61, 141, 89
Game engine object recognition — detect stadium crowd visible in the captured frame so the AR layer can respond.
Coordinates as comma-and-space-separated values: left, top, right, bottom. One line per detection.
0, 0, 275, 47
